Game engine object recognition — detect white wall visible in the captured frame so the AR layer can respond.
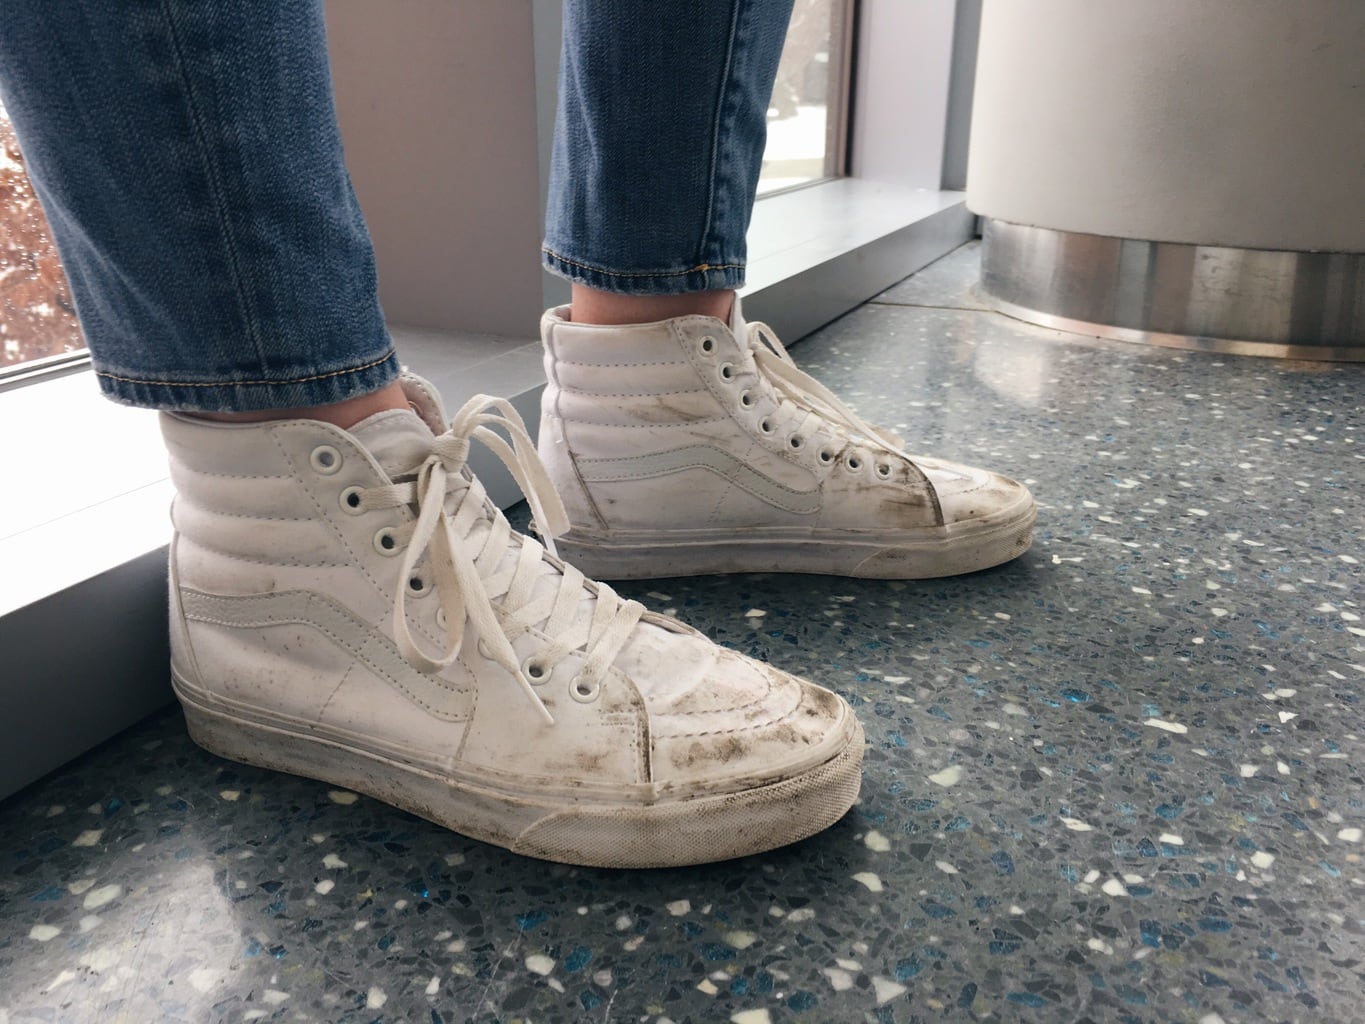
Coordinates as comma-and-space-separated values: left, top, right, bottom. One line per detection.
851, 0, 957, 188
326, 1, 545, 338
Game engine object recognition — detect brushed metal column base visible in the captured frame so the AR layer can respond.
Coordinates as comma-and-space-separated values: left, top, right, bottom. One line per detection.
979, 219, 1365, 361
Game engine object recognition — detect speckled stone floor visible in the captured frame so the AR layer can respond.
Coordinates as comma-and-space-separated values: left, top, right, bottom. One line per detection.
3, 242, 1363, 1024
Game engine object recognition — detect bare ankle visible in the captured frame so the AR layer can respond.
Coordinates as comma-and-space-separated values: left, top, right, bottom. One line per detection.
194, 380, 412, 430
569, 285, 734, 326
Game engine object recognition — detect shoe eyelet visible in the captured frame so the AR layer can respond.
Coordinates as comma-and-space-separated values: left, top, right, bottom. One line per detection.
699, 336, 716, 355
522, 656, 552, 685
758, 417, 774, 435
788, 435, 804, 450
876, 462, 892, 478
569, 675, 601, 703
373, 527, 401, 555
718, 362, 735, 382
310, 445, 342, 475
406, 574, 429, 596
818, 448, 835, 464
845, 455, 862, 472
739, 390, 753, 408
339, 486, 365, 514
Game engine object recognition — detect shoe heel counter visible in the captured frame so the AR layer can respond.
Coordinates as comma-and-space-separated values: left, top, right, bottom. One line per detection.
539, 389, 608, 534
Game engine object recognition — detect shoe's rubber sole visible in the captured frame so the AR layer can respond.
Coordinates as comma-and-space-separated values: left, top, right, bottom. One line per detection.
174, 670, 865, 869
555, 504, 1036, 581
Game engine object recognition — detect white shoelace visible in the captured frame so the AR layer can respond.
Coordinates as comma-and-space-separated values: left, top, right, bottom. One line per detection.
743, 321, 906, 462
352, 395, 645, 725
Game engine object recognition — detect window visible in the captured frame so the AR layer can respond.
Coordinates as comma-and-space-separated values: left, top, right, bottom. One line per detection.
759, 0, 854, 195
0, 103, 84, 378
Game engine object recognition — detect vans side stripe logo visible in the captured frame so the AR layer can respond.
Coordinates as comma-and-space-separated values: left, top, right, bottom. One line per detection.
577, 445, 821, 515
180, 588, 470, 721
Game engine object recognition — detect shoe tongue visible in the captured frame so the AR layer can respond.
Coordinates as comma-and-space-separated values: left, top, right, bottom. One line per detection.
348, 408, 436, 479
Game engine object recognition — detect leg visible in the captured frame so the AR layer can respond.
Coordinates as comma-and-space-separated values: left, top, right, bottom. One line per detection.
0, 1, 860, 865
538, 0, 1036, 579
544, 0, 795, 324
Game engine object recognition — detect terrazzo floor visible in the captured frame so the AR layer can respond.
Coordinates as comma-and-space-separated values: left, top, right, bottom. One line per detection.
3, 243, 1363, 1023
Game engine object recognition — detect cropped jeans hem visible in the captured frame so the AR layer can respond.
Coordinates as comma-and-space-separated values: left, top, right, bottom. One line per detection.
541, 246, 747, 295
93, 347, 401, 412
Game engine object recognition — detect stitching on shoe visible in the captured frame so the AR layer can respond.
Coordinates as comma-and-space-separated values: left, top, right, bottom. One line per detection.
703, 483, 728, 528
267, 427, 396, 602
192, 607, 468, 718
316, 663, 354, 722
656, 689, 807, 740
579, 449, 816, 493
186, 591, 471, 719
184, 539, 353, 570
671, 319, 809, 473
555, 357, 692, 369
189, 508, 327, 524
561, 386, 708, 399
665, 666, 778, 721
558, 415, 733, 429
178, 469, 293, 482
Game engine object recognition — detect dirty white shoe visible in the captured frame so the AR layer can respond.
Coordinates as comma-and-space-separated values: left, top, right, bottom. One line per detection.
163, 375, 862, 868
539, 302, 1036, 579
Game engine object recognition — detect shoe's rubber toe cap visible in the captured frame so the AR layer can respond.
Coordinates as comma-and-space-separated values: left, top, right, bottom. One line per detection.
913, 455, 1035, 529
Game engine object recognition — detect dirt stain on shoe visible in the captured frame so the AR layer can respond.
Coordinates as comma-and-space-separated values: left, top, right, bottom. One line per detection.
677, 734, 750, 770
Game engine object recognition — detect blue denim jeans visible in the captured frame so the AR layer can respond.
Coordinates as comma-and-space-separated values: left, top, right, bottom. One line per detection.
543, 0, 793, 295
0, 0, 794, 412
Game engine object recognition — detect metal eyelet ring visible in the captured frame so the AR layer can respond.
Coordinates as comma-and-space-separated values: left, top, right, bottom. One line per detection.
718, 363, 735, 382
788, 435, 804, 450
373, 527, 401, 555
339, 486, 365, 514
522, 656, 552, 685
310, 445, 342, 475
845, 455, 862, 471
876, 463, 892, 478
406, 574, 429, 596
569, 675, 601, 703
818, 448, 835, 464
739, 390, 753, 408
699, 336, 716, 354
758, 417, 774, 435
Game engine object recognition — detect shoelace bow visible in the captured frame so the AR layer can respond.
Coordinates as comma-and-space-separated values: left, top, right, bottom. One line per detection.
353, 395, 645, 725
744, 321, 906, 460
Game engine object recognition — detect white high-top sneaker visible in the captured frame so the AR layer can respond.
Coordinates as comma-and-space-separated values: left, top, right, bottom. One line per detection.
539, 302, 1036, 579
164, 375, 862, 868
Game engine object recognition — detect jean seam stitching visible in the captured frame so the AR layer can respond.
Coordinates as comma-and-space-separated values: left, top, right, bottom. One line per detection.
158, 0, 268, 371
541, 247, 744, 278
699, 1, 744, 265
96, 349, 396, 389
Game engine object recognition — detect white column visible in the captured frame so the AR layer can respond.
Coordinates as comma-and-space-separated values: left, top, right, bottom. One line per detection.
965, 0, 1364, 356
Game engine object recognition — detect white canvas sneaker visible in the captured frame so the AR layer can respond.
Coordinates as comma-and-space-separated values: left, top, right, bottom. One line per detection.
163, 375, 862, 868
539, 302, 1036, 579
